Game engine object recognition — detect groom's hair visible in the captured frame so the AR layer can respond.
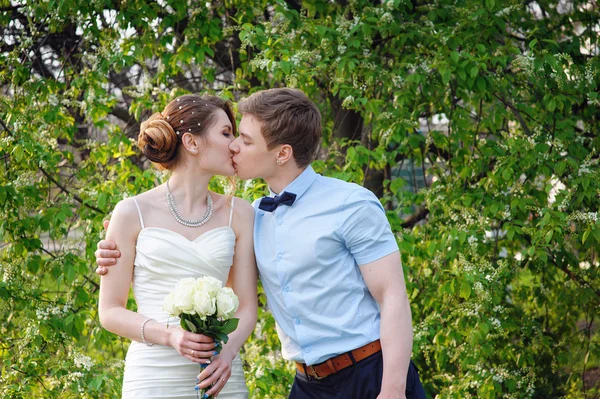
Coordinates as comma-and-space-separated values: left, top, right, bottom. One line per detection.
238, 88, 321, 168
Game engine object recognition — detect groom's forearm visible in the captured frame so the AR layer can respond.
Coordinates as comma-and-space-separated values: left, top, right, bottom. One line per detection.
359, 252, 413, 397
379, 295, 413, 395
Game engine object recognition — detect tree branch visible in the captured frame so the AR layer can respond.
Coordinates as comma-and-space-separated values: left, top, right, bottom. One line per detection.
493, 93, 532, 136
39, 168, 103, 214
401, 207, 429, 229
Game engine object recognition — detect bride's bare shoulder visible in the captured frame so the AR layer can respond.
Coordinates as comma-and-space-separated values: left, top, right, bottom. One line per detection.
108, 198, 143, 233
130, 185, 165, 209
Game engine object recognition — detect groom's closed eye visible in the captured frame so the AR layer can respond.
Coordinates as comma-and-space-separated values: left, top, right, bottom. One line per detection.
239, 133, 252, 145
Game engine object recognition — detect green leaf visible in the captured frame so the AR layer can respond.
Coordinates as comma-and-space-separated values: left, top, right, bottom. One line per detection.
470, 66, 479, 78
476, 76, 486, 91
582, 178, 590, 191
12, 144, 24, 162
280, 61, 291, 75
390, 178, 406, 192
486, 0, 495, 10
460, 281, 471, 300
480, 321, 489, 335
581, 228, 590, 244
555, 161, 566, 176
440, 68, 452, 85
502, 167, 513, 181
183, 318, 197, 333
529, 39, 538, 50
219, 318, 240, 335
427, 242, 437, 256
593, 228, 600, 243
98, 193, 107, 210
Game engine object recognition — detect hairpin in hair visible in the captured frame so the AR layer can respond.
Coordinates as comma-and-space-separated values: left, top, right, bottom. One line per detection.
176, 99, 180, 102
179, 106, 182, 109
197, 122, 201, 126
166, 115, 170, 120
191, 112, 195, 115
180, 120, 184, 124
188, 128, 191, 131
176, 131, 180, 135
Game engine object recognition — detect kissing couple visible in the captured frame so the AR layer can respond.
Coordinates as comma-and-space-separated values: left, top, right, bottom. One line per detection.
96, 88, 426, 399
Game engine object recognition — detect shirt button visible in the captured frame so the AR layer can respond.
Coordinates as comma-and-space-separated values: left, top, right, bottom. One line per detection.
277, 220, 283, 225
295, 318, 301, 325
304, 347, 311, 353
277, 253, 283, 260
283, 286, 290, 292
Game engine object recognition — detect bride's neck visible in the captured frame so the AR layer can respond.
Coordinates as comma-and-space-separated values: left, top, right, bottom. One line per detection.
166, 169, 212, 213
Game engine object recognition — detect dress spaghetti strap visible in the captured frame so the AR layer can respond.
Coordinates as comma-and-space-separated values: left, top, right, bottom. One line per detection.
131, 198, 145, 229
228, 197, 235, 228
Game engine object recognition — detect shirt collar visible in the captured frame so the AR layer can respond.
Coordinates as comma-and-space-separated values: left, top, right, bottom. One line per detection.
268, 165, 317, 203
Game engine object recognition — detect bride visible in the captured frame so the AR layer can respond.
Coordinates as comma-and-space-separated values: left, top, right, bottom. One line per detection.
98, 94, 257, 398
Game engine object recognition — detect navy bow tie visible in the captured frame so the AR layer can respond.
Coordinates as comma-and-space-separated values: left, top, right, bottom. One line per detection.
258, 191, 297, 212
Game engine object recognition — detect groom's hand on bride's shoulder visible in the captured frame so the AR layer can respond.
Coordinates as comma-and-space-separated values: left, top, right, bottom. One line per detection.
95, 219, 121, 276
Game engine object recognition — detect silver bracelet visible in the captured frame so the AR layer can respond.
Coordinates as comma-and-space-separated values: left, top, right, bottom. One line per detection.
141, 318, 155, 347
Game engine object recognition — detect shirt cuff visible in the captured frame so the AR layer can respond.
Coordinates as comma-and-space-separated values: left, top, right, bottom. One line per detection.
354, 242, 399, 266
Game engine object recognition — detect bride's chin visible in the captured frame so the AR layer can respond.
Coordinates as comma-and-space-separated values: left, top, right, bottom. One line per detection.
221, 167, 236, 177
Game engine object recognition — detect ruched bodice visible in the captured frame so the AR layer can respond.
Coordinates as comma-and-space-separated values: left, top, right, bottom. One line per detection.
122, 198, 248, 399
132, 226, 235, 322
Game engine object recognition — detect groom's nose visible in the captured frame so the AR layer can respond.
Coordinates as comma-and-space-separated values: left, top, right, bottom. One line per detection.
229, 138, 239, 153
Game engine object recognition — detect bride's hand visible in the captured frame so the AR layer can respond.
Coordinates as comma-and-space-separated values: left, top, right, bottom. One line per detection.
196, 348, 235, 397
168, 327, 215, 364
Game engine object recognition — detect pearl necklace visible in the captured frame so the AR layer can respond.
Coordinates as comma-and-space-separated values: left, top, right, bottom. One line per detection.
166, 180, 213, 227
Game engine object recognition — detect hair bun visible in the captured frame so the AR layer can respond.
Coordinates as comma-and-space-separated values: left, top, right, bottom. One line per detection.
138, 113, 178, 164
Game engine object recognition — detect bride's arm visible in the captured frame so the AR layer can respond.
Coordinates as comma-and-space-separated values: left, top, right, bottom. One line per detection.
98, 199, 214, 364
198, 198, 258, 394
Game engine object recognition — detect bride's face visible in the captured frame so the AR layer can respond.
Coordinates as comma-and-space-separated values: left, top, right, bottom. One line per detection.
194, 109, 236, 176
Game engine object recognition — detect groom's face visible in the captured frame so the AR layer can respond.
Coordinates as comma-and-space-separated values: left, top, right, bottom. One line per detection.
230, 114, 278, 180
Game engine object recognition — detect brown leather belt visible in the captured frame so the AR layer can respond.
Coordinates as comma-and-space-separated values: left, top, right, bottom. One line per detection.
295, 340, 381, 379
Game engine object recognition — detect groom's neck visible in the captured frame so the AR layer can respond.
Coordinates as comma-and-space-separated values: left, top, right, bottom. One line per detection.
266, 165, 307, 194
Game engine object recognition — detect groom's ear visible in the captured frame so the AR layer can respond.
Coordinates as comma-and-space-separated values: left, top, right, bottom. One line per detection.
276, 144, 294, 166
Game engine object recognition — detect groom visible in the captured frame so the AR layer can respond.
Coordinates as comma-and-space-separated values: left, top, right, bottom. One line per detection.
95, 88, 426, 399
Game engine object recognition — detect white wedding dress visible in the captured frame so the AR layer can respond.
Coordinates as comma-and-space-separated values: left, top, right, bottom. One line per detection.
121, 198, 248, 398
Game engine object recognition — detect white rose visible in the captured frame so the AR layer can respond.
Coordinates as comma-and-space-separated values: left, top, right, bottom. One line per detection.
197, 276, 223, 297
173, 277, 197, 314
163, 292, 181, 316
193, 290, 216, 319
216, 287, 239, 319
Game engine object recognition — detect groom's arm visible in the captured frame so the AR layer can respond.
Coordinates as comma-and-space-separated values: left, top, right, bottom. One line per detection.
339, 187, 411, 398
360, 251, 412, 399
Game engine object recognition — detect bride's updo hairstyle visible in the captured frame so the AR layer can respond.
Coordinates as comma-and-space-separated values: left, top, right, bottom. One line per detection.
138, 94, 236, 170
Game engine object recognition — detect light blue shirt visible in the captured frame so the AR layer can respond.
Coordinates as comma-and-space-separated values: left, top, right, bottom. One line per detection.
253, 166, 399, 365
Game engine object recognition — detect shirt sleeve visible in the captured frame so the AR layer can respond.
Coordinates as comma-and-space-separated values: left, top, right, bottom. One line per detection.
338, 187, 399, 265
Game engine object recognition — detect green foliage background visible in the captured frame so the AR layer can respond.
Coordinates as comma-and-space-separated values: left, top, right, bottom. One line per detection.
1, 0, 599, 398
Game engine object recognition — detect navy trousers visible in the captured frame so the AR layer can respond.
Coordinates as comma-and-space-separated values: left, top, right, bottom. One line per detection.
289, 353, 426, 399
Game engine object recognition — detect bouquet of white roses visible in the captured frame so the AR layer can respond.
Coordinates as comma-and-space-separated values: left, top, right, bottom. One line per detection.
163, 276, 240, 345
163, 276, 239, 398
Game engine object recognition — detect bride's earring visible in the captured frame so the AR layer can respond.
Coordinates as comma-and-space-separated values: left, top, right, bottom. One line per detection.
276, 160, 282, 165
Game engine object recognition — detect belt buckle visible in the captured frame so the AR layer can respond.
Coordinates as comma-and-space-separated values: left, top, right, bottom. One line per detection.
307, 365, 325, 380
